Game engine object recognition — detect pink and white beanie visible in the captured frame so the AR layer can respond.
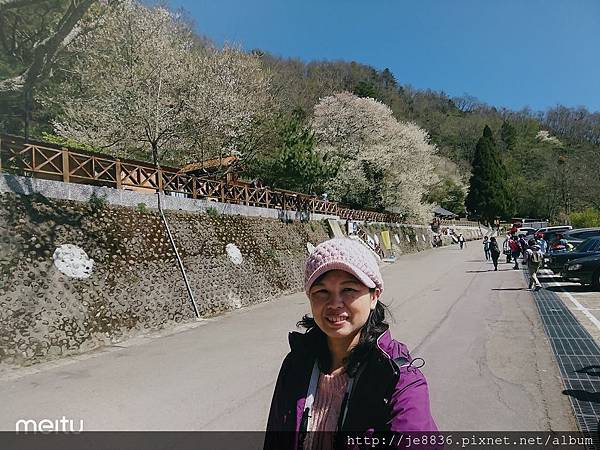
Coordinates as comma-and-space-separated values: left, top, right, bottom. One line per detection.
304, 238, 384, 295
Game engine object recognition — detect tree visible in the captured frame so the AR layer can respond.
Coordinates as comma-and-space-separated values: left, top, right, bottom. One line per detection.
465, 126, 513, 223
312, 92, 438, 222
500, 121, 517, 150
424, 177, 467, 216
0, 0, 100, 139
247, 113, 339, 194
45, 1, 273, 167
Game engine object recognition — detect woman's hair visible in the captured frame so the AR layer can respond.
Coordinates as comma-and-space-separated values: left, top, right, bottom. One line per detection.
297, 287, 391, 377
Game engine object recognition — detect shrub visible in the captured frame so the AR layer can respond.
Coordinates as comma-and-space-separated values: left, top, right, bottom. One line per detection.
570, 208, 600, 228
136, 202, 148, 213
206, 206, 219, 218
88, 193, 108, 211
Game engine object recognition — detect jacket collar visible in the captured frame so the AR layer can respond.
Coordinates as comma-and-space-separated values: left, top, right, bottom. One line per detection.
288, 327, 408, 361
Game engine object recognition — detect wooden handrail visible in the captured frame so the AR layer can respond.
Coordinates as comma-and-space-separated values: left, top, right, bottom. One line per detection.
0, 133, 481, 227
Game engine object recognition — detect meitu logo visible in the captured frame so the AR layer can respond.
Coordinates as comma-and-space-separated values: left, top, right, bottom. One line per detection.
15, 416, 84, 432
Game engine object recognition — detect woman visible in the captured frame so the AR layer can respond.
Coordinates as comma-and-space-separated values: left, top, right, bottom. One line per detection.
489, 237, 501, 271
482, 236, 490, 261
264, 238, 437, 450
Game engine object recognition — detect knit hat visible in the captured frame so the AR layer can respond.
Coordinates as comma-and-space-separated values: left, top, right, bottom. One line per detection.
304, 238, 384, 295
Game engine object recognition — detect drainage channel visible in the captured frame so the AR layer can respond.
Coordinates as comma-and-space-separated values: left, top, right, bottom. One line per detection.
525, 270, 600, 448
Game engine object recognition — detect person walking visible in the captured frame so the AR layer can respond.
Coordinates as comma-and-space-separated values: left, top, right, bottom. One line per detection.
489, 237, 501, 271
483, 236, 490, 260
509, 236, 521, 269
458, 233, 465, 250
524, 238, 544, 291
264, 238, 438, 450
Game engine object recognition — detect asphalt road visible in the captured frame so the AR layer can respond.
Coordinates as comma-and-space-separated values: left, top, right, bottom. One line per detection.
0, 241, 577, 431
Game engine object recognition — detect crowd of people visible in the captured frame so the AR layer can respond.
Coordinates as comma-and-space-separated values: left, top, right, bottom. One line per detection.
480, 232, 546, 290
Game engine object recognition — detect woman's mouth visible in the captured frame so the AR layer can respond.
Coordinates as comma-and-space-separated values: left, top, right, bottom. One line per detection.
325, 315, 348, 325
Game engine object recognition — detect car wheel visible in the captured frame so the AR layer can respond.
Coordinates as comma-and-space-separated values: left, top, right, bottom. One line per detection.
593, 271, 600, 290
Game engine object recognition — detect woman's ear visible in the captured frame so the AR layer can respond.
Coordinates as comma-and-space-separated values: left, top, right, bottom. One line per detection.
370, 288, 381, 309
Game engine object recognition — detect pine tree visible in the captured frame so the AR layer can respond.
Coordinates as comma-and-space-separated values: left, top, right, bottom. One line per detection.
465, 126, 513, 223
500, 121, 517, 150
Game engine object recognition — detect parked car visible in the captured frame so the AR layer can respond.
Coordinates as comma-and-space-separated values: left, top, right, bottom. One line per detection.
561, 228, 600, 247
561, 253, 600, 289
516, 227, 536, 238
534, 225, 572, 240
546, 237, 600, 273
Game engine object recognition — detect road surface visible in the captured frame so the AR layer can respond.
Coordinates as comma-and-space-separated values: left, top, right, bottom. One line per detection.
0, 241, 577, 432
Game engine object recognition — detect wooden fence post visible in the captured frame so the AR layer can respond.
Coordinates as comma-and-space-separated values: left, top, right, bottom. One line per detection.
115, 160, 122, 189
157, 167, 163, 193
192, 176, 197, 199
62, 149, 70, 183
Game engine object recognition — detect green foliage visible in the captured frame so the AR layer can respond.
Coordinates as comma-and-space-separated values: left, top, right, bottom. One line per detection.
248, 114, 339, 194
206, 206, 219, 218
500, 121, 517, 151
136, 203, 148, 213
424, 178, 466, 215
465, 126, 513, 222
88, 193, 108, 211
353, 81, 379, 100
40, 133, 103, 153
570, 208, 600, 228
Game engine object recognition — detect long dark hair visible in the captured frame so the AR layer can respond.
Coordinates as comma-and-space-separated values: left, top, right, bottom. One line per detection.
297, 292, 391, 377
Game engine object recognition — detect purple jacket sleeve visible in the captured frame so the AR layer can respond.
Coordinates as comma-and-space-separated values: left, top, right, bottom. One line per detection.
388, 366, 438, 432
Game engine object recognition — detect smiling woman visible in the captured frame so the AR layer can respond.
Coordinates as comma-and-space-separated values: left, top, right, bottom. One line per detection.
264, 238, 438, 450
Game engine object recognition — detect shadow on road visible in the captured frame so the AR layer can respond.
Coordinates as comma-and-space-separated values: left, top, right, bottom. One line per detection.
466, 269, 513, 273
563, 365, 600, 439
490, 287, 526, 291
545, 285, 598, 293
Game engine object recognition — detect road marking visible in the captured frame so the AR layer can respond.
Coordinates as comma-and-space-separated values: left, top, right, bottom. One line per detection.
540, 271, 600, 331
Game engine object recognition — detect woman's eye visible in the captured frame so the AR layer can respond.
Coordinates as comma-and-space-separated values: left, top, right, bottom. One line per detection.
343, 288, 357, 292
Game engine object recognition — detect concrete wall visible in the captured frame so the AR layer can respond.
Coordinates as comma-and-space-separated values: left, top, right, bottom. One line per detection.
0, 173, 337, 222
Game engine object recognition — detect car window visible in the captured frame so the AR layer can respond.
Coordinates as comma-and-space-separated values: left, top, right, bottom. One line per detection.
580, 230, 600, 238
592, 240, 600, 251
575, 239, 593, 252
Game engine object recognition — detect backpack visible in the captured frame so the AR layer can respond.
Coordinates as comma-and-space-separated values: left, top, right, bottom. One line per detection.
529, 250, 543, 264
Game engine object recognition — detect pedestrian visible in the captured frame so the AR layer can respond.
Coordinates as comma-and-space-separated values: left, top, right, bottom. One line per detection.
509, 236, 521, 269
264, 238, 438, 450
536, 235, 548, 255
489, 237, 501, 271
502, 234, 512, 263
483, 236, 490, 260
518, 235, 528, 262
524, 238, 543, 291
458, 233, 465, 249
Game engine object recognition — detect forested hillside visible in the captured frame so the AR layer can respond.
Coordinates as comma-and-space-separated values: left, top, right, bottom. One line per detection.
1, 0, 598, 223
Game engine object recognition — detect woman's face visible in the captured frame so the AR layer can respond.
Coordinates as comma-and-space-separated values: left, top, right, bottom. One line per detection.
308, 270, 379, 343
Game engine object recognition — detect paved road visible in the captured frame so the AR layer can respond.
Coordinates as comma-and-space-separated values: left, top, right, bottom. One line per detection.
0, 242, 577, 431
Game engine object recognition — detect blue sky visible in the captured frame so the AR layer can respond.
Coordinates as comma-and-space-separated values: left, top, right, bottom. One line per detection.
165, 0, 600, 113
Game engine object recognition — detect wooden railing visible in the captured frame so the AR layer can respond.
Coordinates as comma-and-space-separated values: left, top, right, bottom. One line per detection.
0, 134, 478, 227
355, 224, 385, 259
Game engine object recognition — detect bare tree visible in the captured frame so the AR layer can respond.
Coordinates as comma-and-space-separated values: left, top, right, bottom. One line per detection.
0, 0, 99, 139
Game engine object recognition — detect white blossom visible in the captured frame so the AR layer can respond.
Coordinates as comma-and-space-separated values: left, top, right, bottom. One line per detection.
312, 92, 437, 222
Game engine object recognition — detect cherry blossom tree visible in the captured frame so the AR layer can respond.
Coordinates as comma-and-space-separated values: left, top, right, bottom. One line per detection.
45, 1, 272, 167
312, 92, 437, 222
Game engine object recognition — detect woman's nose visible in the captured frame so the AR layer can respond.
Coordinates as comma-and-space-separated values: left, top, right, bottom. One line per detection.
327, 292, 344, 307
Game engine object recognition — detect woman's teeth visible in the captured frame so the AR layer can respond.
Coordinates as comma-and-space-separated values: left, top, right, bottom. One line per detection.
326, 316, 348, 323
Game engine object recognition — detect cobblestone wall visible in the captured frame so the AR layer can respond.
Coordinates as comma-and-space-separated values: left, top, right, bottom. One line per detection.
0, 192, 328, 368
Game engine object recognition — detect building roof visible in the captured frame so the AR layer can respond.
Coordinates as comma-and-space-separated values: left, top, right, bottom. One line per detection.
179, 156, 238, 173
433, 205, 458, 218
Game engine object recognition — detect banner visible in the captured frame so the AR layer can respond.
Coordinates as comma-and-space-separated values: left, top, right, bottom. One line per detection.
381, 230, 392, 250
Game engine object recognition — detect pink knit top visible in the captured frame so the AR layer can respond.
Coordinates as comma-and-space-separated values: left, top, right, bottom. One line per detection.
304, 368, 349, 450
